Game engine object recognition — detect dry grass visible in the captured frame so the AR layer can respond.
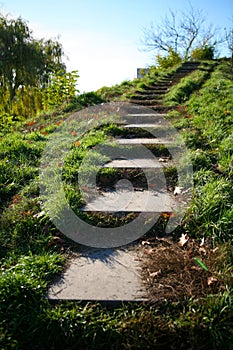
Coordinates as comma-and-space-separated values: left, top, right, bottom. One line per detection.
140, 236, 232, 302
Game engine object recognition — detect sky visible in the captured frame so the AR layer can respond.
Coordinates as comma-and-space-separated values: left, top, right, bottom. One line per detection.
1, 0, 233, 92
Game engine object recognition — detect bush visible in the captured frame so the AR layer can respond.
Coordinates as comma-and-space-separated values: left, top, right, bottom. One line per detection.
156, 47, 182, 69
191, 45, 215, 60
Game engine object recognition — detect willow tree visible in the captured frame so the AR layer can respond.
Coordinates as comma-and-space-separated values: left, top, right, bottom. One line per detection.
0, 14, 66, 101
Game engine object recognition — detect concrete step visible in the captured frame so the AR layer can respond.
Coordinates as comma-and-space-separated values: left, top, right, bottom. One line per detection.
122, 124, 175, 139
145, 82, 171, 87
136, 88, 168, 94
48, 246, 147, 302
151, 105, 173, 112
123, 123, 168, 128
121, 114, 168, 125
130, 94, 164, 100
130, 99, 164, 106
103, 157, 166, 168
115, 137, 175, 145
81, 188, 177, 212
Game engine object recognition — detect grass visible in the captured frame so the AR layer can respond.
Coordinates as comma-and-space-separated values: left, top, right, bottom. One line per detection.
164, 61, 216, 105
96, 62, 184, 101
0, 59, 232, 349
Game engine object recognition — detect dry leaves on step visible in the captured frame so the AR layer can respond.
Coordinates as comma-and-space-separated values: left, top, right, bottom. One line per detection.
174, 186, 183, 195
207, 276, 218, 286
48, 236, 66, 247
149, 270, 162, 278
178, 233, 189, 247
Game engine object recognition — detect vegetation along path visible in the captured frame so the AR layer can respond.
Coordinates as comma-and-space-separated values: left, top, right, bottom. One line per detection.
1, 58, 232, 349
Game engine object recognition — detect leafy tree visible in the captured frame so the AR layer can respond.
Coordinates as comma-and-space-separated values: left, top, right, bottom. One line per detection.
42, 70, 79, 110
0, 14, 66, 101
0, 14, 79, 119
142, 4, 217, 61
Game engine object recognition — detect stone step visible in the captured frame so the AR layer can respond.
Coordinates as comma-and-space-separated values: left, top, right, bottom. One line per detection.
144, 83, 171, 88
103, 157, 165, 168
123, 123, 166, 128
130, 94, 164, 100
135, 89, 168, 94
47, 246, 147, 301
150, 106, 173, 113
122, 113, 168, 124
130, 99, 164, 106
122, 124, 175, 139
81, 189, 177, 212
115, 137, 174, 145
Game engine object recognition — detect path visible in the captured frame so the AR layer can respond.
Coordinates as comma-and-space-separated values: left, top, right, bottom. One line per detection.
48, 62, 199, 302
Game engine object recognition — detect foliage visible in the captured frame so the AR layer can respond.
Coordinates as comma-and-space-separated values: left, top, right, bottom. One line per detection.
156, 47, 182, 69
0, 14, 77, 120
42, 70, 79, 110
191, 45, 215, 60
0, 14, 65, 100
164, 61, 216, 105
166, 60, 233, 242
0, 57, 232, 349
96, 80, 136, 101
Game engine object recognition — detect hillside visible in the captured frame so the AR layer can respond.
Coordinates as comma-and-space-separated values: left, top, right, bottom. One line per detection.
0, 59, 232, 349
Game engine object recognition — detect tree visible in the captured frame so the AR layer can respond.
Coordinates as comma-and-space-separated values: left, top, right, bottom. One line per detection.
142, 4, 217, 61
0, 14, 66, 101
225, 19, 233, 74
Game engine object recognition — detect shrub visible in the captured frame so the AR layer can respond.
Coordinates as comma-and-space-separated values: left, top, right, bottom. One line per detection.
191, 45, 215, 60
156, 47, 182, 69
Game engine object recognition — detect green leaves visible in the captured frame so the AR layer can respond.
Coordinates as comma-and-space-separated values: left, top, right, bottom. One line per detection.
42, 70, 79, 110
0, 14, 70, 119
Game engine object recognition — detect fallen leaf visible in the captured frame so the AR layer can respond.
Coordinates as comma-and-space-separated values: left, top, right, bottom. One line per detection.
200, 237, 205, 246
141, 240, 151, 246
48, 236, 65, 247
207, 276, 218, 286
12, 194, 22, 204
159, 157, 170, 162
178, 233, 189, 246
71, 130, 77, 136
145, 248, 154, 254
26, 120, 35, 126
74, 141, 80, 147
174, 186, 183, 195
149, 270, 161, 278
199, 247, 207, 255
161, 212, 173, 219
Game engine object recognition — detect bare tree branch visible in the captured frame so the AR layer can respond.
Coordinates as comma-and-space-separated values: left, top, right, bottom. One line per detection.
141, 4, 218, 60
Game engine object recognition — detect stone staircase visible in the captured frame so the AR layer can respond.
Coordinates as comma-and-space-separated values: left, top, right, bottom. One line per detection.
47, 62, 200, 303
129, 61, 200, 110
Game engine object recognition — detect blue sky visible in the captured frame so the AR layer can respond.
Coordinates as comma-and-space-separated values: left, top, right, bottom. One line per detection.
1, 0, 233, 92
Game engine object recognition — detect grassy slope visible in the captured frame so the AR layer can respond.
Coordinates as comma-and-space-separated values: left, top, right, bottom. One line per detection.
0, 60, 232, 349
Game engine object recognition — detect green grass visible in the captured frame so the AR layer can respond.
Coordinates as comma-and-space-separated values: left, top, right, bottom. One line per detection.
96, 61, 184, 101
0, 59, 232, 349
164, 61, 216, 105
